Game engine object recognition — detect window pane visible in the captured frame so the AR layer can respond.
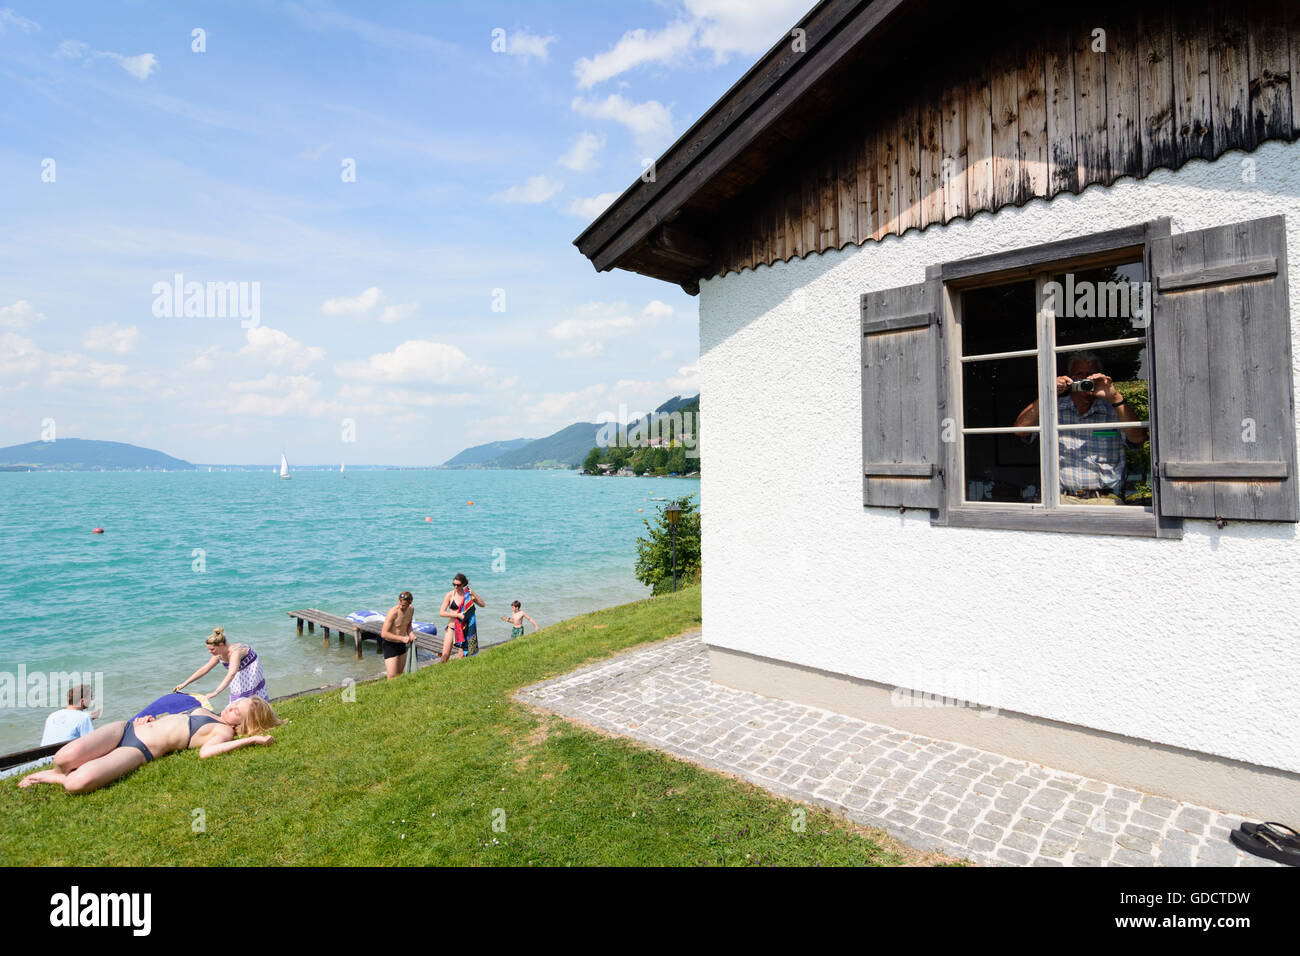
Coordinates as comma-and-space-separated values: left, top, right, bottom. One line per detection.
962, 356, 1038, 429
1050, 262, 1147, 347
961, 280, 1037, 356
1055, 343, 1151, 508
964, 435, 1041, 503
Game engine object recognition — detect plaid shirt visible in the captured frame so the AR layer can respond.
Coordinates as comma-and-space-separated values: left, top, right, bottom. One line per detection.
1057, 396, 1126, 494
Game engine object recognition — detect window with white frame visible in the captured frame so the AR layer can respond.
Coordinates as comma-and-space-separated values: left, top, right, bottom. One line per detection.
955, 259, 1151, 513
860, 216, 1298, 536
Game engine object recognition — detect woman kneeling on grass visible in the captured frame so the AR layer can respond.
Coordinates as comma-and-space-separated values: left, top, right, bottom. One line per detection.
18, 692, 282, 795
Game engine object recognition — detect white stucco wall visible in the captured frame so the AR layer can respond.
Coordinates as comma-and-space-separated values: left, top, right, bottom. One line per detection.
698, 139, 1300, 776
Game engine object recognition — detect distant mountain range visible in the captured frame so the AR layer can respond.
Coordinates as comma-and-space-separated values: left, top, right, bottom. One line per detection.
0, 439, 196, 471
442, 394, 700, 469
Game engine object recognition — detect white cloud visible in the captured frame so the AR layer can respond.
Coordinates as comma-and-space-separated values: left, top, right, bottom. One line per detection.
667, 362, 700, 393
57, 40, 158, 80
378, 303, 418, 324
189, 346, 220, 372
0, 332, 38, 375
560, 342, 605, 359
687, 0, 812, 58
0, 300, 45, 330
0, 332, 144, 390
46, 357, 130, 389
574, 20, 696, 89
103, 52, 158, 80
570, 95, 674, 154
320, 287, 416, 324
549, 309, 635, 342
571, 2, 811, 88
378, 389, 478, 408
566, 192, 619, 220
82, 323, 139, 354
492, 175, 563, 204
336, 340, 474, 384
558, 132, 605, 172
223, 373, 339, 418
240, 327, 325, 371
518, 383, 608, 422
322, 287, 383, 316
548, 300, 673, 341
643, 300, 675, 321
500, 28, 556, 62
0, 8, 38, 33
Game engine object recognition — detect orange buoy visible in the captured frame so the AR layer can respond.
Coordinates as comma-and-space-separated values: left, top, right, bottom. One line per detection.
467, 500, 474, 506
425, 516, 432, 522
637, 508, 643, 513
92, 527, 104, 534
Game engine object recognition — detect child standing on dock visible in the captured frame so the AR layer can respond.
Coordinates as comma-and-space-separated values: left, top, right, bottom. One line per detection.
501, 601, 537, 639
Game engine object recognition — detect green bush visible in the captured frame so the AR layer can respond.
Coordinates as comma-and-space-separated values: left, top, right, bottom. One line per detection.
635, 495, 701, 595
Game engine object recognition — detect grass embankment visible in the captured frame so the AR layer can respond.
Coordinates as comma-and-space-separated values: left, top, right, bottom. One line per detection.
2, 586, 930, 865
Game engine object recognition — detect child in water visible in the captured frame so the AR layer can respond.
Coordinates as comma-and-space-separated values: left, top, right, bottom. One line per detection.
501, 601, 538, 638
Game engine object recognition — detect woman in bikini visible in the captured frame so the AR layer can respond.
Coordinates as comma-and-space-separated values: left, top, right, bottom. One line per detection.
174, 626, 269, 702
18, 691, 282, 795
439, 573, 485, 662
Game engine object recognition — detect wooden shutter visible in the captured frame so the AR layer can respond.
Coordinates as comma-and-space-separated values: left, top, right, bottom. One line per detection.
861, 275, 945, 509
1150, 215, 1298, 521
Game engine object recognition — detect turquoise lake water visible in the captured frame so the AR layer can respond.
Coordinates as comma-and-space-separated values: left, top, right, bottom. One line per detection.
0, 469, 697, 752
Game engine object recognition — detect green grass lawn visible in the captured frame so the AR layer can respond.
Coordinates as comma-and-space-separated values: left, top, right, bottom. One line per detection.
2, 585, 935, 866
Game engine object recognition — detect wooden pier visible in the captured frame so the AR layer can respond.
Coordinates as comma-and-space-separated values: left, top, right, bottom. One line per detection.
288, 609, 442, 666
288, 609, 380, 659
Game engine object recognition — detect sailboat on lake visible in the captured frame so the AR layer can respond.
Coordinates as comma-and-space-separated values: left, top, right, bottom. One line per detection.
280, 453, 292, 480
340, 462, 346, 478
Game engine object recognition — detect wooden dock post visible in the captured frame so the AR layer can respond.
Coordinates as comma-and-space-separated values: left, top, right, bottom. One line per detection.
288, 609, 384, 662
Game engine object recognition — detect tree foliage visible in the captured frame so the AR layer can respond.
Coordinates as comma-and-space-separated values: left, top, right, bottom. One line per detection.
635, 494, 701, 595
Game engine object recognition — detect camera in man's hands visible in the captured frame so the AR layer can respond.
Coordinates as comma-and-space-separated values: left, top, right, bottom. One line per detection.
1069, 379, 1096, 393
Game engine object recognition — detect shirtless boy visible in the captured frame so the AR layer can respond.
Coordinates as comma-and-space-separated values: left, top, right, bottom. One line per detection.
381, 591, 416, 679
501, 601, 538, 638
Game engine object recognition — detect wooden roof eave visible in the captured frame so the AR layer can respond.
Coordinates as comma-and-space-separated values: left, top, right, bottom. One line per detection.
572, 0, 912, 286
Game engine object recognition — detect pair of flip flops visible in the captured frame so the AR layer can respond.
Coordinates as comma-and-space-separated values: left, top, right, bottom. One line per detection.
1229, 821, 1300, 866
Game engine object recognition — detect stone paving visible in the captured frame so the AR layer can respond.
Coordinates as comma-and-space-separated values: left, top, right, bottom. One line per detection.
517, 632, 1279, 867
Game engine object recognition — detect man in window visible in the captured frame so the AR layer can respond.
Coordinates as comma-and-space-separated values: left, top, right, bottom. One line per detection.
1013, 351, 1148, 504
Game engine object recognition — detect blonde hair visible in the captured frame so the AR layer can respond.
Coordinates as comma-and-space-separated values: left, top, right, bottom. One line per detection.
205, 626, 227, 647
238, 697, 284, 737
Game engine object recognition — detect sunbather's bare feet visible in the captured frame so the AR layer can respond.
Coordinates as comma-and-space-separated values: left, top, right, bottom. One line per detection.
18, 769, 63, 788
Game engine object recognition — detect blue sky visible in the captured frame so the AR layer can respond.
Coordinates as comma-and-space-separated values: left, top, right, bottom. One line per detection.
0, 0, 813, 465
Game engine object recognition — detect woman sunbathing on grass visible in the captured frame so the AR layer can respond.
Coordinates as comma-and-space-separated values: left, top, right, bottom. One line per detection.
18, 692, 282, 795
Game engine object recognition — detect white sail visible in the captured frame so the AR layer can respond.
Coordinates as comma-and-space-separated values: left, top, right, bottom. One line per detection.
340, 462, 345, 474
280, 453, 291, 479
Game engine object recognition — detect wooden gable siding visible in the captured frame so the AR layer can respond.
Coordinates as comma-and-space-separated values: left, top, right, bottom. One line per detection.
714, 1, 1296, 279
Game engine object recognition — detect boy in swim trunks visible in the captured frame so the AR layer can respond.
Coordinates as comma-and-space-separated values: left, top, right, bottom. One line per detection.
501, 601, 537, 638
